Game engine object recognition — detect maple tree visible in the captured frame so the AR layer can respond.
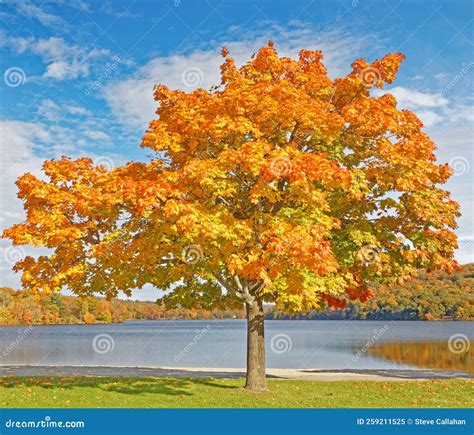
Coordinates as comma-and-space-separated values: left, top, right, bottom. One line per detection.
3, 43, 460, 390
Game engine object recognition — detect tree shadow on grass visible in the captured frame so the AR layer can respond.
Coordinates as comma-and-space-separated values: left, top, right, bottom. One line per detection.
0, 376, 241, 397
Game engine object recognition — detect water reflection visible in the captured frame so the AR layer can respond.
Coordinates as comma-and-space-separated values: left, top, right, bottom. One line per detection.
1, 321, 473, 370
368, 341, 473, 374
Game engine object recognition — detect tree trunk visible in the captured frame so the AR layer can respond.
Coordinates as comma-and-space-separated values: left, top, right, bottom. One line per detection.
245, 298, 267, 391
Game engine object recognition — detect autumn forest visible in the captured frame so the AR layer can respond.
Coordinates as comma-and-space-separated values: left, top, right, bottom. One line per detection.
1, 263, 471, 326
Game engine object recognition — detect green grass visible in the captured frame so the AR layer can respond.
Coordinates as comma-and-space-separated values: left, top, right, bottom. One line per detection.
1, 377, 472, 408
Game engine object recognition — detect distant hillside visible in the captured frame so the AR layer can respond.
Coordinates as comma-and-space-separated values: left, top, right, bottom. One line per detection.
0, 290, 245, 325
269, 263, 474, 320
1, 264, 472, 325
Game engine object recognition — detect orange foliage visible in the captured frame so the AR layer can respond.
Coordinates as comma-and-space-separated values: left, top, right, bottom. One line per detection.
2, 44, 460, 313
83, 312, 95, 324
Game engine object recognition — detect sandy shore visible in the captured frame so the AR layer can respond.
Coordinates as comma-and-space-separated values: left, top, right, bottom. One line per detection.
0, 365, 471, 381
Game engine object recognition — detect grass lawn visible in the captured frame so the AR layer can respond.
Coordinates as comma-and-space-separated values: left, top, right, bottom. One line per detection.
1, 377, 472, 408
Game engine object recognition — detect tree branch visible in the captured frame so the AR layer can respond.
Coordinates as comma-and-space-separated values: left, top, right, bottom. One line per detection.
234, 274, 255, 305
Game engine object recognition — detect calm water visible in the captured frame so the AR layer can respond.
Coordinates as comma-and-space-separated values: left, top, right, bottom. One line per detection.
0, 320, 472, 371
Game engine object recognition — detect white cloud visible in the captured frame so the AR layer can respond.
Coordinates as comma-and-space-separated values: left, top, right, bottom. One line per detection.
103, 50, 220, 129
375, 87, 473, 127
66, 105, 91, 116
15, 0, 65, 28
375, 86, 448, 109
34, 98, 115, 148
456, 240, 474, 264
44, 60, 82, 80
3, 0, 93, 30
100, 1, 140, 19
0, 120, 49, 288
118, 284, 164, 302
85, 130, 111, 141
434, 72, 450, 80
415, 110, 442, 127
443, 100, 474, 124
0, 120, 48, 201
103, 24, 380, 129
37, 99, 92, 121
37, 99, 61, 121
7, 35, 119, 81
425, 119, 473, 252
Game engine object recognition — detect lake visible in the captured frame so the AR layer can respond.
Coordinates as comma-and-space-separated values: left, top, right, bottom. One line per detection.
0, 320, 472, 372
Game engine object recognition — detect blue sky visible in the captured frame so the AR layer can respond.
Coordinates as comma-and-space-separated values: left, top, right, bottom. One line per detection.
0, 0, 472, 300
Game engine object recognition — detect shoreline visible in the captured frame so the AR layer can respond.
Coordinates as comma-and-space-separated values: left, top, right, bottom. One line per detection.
0, 365, 471, 381
0, 318, 470, 328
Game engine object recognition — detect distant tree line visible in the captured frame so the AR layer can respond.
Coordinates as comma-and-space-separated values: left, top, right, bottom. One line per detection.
0, 264, 472, 325
0, 290, 245, 325
268, 263, 473, 320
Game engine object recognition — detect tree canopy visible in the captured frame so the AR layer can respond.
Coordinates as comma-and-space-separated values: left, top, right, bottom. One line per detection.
4, 43, 460, 314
